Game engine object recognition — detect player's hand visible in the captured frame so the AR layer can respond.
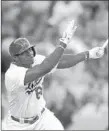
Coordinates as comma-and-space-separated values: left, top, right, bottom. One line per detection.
89, 39, 108, 59
59, 20, 77, 45
89, 47, 105, 59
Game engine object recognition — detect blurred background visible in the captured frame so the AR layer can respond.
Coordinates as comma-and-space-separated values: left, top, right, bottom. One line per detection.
1, 1, 108, 130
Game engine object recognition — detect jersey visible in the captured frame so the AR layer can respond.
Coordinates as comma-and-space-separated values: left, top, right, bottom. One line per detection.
3, 54, 64, 130
5, 54, 46, 118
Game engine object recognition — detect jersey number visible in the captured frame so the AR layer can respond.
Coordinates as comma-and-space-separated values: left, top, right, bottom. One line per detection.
26, 84, 43, 99
35, 86, 42, 99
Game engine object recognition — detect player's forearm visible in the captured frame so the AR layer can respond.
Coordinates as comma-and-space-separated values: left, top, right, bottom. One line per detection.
57, 51, 89, 69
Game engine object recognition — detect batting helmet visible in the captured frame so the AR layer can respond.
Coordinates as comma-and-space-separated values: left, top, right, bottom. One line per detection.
9, 38, 36, 57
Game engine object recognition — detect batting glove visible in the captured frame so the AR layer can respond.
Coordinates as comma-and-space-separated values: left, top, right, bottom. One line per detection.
89, 47, 104, 59
59, 20, 77, 45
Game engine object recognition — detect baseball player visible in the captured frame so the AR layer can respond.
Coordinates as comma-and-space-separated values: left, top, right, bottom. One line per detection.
3, 20, 107, 130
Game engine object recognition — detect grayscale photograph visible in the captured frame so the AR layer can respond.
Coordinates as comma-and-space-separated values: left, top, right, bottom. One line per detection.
1, 1, 108, 130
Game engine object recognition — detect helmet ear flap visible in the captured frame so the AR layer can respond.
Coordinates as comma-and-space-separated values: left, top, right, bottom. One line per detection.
31, 47, 36, 57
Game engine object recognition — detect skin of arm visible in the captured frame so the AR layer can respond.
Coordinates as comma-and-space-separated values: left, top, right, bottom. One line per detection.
24, 42, 66, 85
57, 51, 88, 69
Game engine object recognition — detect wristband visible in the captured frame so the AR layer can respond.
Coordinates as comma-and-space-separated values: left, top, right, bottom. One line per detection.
59, 41, 67, 48
57, 45, 65, 49
84, 51, 89, 60
57, 41, 67, 49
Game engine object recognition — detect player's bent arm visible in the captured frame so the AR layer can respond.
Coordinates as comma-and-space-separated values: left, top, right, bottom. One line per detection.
57, 51, 89, 69
24, 42, 66, 85
57, 41, 108, 69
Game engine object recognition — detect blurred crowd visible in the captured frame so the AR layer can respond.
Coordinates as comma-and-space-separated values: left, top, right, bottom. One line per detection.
1, 1, 108, 130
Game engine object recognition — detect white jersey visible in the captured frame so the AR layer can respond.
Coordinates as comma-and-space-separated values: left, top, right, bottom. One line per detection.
5, 54, 46, 118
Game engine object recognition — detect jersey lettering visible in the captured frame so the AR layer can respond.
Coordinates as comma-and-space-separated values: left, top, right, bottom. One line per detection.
25, 77, 43, 99
35, 86, 42, 99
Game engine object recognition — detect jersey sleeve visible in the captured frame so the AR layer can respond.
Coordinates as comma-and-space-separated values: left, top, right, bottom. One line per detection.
5, 66, 28, 91
33, 54, 46, 66
15, 67, 28, 86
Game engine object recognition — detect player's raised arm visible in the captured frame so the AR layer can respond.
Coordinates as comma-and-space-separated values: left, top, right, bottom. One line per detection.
24, 20, 77, 84
57, 39, 108, 69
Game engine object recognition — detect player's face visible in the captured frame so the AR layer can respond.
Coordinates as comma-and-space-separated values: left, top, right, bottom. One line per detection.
16, 48, 34, 68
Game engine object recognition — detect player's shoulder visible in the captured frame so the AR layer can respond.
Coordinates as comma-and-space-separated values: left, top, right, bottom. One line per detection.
33, 54, 46, 65
5, 63, 27, 79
